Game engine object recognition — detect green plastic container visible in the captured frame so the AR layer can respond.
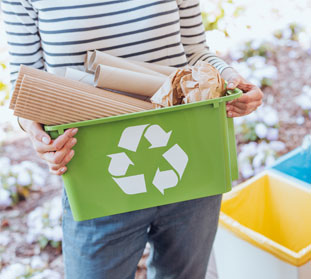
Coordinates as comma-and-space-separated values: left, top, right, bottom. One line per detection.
45, 91, 242, 221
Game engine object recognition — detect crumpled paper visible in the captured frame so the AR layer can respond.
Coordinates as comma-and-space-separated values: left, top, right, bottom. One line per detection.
151, 61, 226, 108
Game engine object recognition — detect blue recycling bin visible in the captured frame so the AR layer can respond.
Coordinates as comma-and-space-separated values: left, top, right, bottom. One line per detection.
271, 147, 311, 188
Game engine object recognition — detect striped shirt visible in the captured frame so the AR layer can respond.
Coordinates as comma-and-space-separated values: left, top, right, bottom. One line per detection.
2, 0, 229, 85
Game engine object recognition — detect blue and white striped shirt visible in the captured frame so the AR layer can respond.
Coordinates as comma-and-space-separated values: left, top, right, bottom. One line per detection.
2, 0, 229, 85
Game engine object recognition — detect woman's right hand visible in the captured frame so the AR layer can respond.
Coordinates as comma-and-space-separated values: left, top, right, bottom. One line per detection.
19, 118, 78, 176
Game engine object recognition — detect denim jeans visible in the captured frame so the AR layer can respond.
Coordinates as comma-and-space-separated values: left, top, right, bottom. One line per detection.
62, 187, 222, 279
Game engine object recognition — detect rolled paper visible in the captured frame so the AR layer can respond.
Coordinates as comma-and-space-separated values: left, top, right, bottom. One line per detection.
10, 65, 153, 111
95, 64, 167, 97
88, 50, 165, 78
65, 68, 94, 85
130, 59, 176, 76
14, 74, 148, 125
84, 50, 94, 73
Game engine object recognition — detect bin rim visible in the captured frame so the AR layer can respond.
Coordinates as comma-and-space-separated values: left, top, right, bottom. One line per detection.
269, 146, 311, 187
44, 90, 242, 134
269, 169, 311, 189
220, 170, 311, 266
270, 147, 303, 167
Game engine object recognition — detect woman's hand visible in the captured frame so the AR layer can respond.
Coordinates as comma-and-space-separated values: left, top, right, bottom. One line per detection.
19, 118, 78, 176
221, 67, 263, 118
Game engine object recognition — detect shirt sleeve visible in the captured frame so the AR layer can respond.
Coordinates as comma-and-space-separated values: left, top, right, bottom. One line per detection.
1, 0, 44, 86
177, 0, 230, 73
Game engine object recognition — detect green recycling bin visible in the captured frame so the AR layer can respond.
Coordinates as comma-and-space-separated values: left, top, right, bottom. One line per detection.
45, 91, 242, 221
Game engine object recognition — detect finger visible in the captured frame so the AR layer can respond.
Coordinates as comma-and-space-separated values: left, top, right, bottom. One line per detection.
227, 110, 244, 118
228, 89, 263, 105
28, 122, 52, 145
227, 102, 247, 111
227, 105, 246, 116
237, 82, 254, 92
48, 149, 75, 170
53, 128, 78, 151
33, 140, 58, 154
227, 75, 241, 90
228, 101, 262, 117
53, 138, 77, 165
49, 166, 67, 176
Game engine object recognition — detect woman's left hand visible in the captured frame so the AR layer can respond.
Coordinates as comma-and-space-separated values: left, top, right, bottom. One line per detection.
221, 67, 263, 118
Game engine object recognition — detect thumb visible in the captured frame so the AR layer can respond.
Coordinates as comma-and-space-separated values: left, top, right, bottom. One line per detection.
227, 76, 240, 90
29, 122, 51, 145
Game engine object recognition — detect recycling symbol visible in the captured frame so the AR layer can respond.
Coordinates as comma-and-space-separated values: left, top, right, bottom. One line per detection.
107, 124, 188, 195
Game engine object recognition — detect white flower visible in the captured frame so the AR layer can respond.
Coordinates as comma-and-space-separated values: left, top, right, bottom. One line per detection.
265, 155, 276, 167
31, 256, 47, 270
240, 163, 254, 179
0, 188, 12, 207
252, 152, 265, 169
260, 107, 279, 126
295, 94, 311, 110
0, 263, 27, 279
0, 157, 11, 176
27, 196, 63, 245
0, 232, 10, 246
7, 176, 17, 186
17, 170, 32, 186
255, 123, 268, 138
247, 56, 266, 68
296, 116, 305, 125
50, 226, 63, 242
266, 128, 279, 141
270, 141, 286, 152
31, 270, 61, 279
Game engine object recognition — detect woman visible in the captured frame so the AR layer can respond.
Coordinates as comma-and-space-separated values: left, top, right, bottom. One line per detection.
2, 0, 263, 278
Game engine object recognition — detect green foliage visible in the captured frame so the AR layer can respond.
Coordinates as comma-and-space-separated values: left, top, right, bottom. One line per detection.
241, 41, 274, 60
0, 61, 9, 106
274, 23, 305, 41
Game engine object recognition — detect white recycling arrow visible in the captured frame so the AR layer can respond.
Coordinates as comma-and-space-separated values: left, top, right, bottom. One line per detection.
152, 168, 178, 195
144, 125, 172, 149
163, 144, 188, 178
107, 152, 134, 176
118, 124, 149, 152
113, 174, 146, 195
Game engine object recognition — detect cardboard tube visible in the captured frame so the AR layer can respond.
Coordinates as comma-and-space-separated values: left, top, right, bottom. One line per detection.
130, 59, 176, 76
89, 50, 165, 78
14, 75, 146, 125
10, 66, 153, 111
21, 75, 143, 114
95, 64, 166, 97
84, 51, 94, 73
65, 68, 94, 85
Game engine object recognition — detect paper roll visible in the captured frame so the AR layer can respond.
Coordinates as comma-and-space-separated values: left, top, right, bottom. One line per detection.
88, 50, 165, 78
65, 68, 94, 85
10, 65, 153, 111
14, 74, 148, 125
130, 59, 176, 76
95, 64, 167, 97
84, 51, 94, 73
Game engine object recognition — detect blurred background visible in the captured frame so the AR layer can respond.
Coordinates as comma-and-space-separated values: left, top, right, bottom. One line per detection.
0, 0, 310, 278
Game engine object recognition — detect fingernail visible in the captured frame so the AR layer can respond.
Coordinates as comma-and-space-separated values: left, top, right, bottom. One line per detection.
42, 136, 50, 145
71, 128, 78, 136
70, 150, 75, 158
71, 138, 77, 146
228, 83, 235, 88
61, 167, 66, 173
228, 112, 232, 117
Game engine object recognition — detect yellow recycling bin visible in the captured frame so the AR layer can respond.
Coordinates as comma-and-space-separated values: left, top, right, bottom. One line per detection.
214, 171, 311, 279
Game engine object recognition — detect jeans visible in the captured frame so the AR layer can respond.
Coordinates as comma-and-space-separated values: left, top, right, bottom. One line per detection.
62, 187, 222, 279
